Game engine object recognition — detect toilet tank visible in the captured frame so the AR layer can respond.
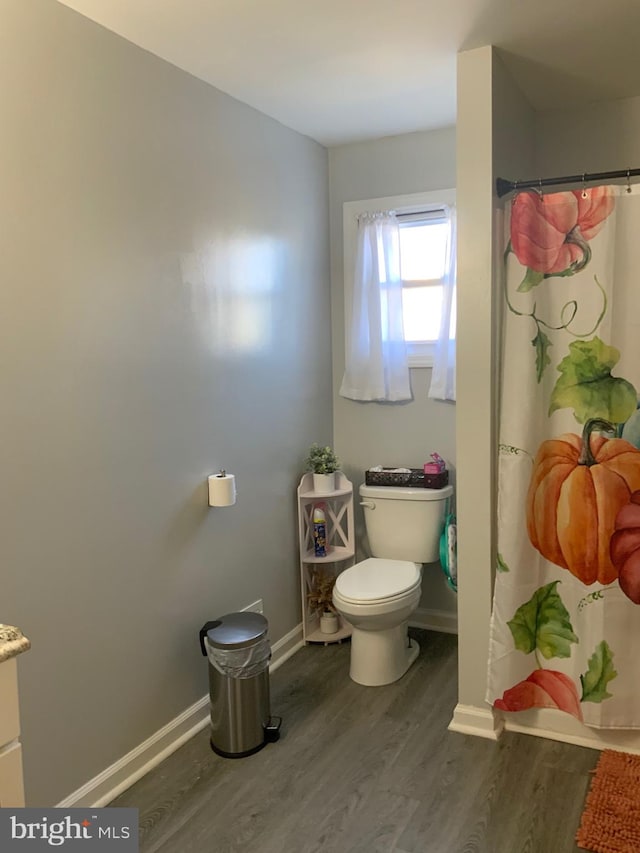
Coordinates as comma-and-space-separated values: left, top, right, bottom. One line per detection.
360, 484, 453, 563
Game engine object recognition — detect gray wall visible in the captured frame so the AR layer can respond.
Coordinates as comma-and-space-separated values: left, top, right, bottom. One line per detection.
328, 128, 457, 617
536, 95, 640, 175
1, 0, 331, 805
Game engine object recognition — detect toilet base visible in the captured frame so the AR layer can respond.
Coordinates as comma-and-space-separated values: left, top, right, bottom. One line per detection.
349, 623, 419, 686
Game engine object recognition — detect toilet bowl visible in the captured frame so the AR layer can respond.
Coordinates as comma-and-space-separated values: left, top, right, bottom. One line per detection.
333, 558, 422, 686
332, 483, 453, 687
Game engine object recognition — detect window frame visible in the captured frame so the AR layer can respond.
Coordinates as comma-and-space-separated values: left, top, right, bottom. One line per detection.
343, 188, 456, 368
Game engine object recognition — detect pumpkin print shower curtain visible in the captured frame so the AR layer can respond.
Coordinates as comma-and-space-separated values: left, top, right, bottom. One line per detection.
487, 185, 640, 728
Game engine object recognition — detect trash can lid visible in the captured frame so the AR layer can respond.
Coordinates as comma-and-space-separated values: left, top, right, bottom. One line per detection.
204, 612, 268, 650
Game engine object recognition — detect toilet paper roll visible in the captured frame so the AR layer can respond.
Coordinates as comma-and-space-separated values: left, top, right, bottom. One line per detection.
208, 473, 236, 507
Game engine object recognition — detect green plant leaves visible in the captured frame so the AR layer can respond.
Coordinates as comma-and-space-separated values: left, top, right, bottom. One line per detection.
549, 337, 637, 425
305, 443, 340, 474
580, 641, 617, 703
508, 581, 578, 660
532, 329, 552, 382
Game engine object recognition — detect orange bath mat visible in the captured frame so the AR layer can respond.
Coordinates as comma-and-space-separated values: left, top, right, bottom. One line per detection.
576, 749, 640, 852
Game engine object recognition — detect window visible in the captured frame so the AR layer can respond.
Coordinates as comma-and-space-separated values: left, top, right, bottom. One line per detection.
343, 189, 456, 367
398, 209, 456, 362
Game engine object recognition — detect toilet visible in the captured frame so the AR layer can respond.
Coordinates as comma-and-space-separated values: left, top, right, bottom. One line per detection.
332, 483, 453, 686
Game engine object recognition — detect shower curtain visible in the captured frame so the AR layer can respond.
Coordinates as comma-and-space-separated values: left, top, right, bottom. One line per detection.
487, 185, 640, 729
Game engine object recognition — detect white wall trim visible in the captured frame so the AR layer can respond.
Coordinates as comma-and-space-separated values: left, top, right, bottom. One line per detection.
502, 709, 640, 756
267, 622, 305, 673
56, 623, 304, 809
448, 703, 504, 740
449, 702, 640, 755
410, 606, 458, 635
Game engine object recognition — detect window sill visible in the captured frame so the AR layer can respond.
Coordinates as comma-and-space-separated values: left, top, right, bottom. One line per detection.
408, 355, 434, 368
408, 343, 435, 368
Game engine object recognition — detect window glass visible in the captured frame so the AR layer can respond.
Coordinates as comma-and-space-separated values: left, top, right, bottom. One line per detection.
399, 216, 450, 343
402, 285, 443, 342
399, 221, 448, 282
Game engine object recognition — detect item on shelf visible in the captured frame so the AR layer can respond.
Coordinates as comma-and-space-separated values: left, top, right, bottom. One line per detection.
306, 567, 337, 621
312, 472, 335, 494
304, 443, 341, 494
313, 503, 327, 557
365, 465, 449, 489
320, 611, 339, 634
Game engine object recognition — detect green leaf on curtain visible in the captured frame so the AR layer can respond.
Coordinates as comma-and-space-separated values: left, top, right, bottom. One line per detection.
508, 581, 578, 659
517, 267, 545, 292
549, 337, 637, 424
496, 553, 510, 573
580, 641, 617, 703
532, 329, 552, 382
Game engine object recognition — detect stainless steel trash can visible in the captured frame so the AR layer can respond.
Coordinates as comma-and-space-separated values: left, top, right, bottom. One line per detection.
199, 612, 281, 758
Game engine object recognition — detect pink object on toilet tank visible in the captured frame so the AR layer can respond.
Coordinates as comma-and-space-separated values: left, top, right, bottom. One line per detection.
423, 453, 446, 475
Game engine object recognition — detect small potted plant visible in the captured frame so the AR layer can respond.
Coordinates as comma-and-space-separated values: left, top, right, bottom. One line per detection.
305, 443, 340, 494
307, 568, 339, 634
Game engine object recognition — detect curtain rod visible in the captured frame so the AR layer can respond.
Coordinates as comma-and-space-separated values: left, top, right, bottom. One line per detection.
395, 207, 447, 217
496, 167, 640, 199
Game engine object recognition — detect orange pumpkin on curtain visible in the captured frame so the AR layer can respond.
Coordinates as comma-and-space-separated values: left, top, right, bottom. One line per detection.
526, 418, 640, 585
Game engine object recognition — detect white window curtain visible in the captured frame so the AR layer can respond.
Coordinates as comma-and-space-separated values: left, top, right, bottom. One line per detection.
428, 206, 456, 402
339, 211, 412, 402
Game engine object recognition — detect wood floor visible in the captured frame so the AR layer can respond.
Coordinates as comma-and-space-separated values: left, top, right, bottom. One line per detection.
113, 629, 598, 852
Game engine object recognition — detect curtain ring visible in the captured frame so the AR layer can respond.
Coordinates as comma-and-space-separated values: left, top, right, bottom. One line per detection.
627, 169, 632, 194
535, 178, 544, 200
511, 179, 519, 206
581, 173, 588, 199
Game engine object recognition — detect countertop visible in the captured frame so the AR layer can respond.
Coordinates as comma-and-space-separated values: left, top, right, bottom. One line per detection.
0, 625, 30, 663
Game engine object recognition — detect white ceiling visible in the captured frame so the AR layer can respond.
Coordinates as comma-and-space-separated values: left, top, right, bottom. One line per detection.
58, 0, 640, 146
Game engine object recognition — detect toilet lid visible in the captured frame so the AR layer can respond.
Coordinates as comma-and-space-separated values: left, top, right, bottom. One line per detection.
335, 558, 420, 602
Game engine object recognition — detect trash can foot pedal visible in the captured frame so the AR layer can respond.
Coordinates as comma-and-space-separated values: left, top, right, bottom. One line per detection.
265, 716, 282, 743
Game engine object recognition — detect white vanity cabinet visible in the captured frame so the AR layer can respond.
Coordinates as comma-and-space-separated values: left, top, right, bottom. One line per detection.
297, 472, 355, 644
0, 627, 30, 807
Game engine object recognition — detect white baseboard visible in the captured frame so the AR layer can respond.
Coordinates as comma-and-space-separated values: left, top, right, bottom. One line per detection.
266, 621, 304, 673
56, 623, 304, 809
448, 703, 504, 740
448, 703, 640, 755
410, 606, 458, 635
503, 708, 640, 755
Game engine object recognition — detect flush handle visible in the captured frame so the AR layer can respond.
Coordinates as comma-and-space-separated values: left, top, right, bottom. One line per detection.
360, 500, 376, 510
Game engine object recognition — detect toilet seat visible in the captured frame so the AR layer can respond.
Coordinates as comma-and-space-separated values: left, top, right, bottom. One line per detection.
333, 582, 421, 608
334, 558, 421, 604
